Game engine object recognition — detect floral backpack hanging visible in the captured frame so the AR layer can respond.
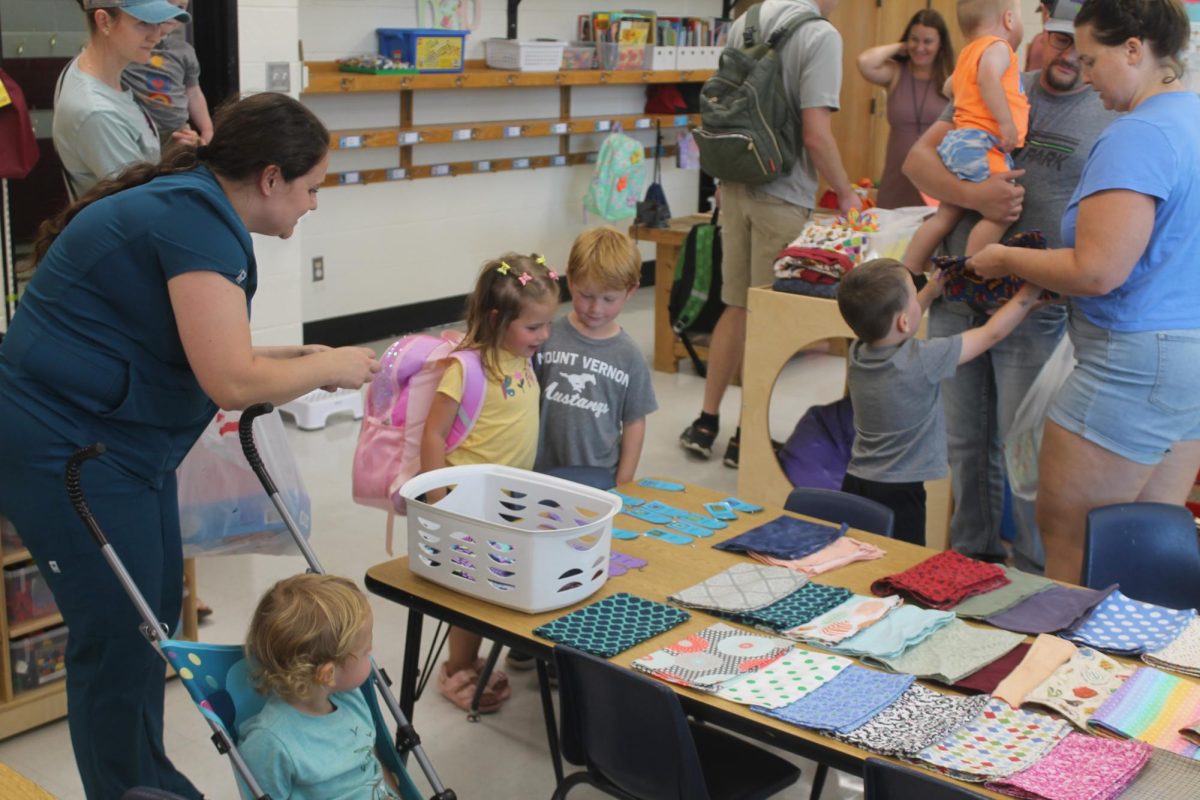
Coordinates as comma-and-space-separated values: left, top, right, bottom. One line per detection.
584, 127, 646, 221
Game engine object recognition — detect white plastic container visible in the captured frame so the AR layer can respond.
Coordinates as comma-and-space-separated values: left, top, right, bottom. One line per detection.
399, 465, 620, 613
485, 39, 568, 72
277, 388, 363, 430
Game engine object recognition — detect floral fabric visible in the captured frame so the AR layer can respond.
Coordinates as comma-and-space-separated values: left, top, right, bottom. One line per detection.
753, 665, 915, 735
716, 648, 852, 709
836, 684, 990, 757
1025, 646, 1134, 731
784, 594, 901, 645
870, 550, 1009, 610
631, 623, 792, 692
984, 732, 1152, 800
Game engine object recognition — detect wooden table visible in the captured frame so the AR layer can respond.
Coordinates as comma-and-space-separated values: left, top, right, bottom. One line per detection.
366, 481, 1017, 797
629, 214, 711, 373
0, 763, 55, 800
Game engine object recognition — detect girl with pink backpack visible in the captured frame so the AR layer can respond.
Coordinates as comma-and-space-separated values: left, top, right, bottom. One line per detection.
421, 252, 560, 713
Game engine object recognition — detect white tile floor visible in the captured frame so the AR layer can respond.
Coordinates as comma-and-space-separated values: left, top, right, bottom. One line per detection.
0, 288, 863, 799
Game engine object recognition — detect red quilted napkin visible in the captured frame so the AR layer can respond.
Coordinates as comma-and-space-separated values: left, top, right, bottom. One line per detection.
870, 550, 1010, 610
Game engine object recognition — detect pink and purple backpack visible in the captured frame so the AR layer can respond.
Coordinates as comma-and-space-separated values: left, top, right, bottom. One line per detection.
351, 331, 485, 549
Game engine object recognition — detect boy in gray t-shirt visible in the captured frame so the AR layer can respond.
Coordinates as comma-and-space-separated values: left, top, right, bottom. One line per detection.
123, 0, 213, 145
534, 228, 657, 485
837, 258, 1041, 545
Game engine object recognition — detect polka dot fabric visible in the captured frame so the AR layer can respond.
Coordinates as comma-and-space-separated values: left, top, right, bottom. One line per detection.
715, 648, 852, 709
752, 665, 916, 735
532, 592, 690, 658
870, 550, 1010, 610
632, 622, 793, 691
1064, 590, 1197, 656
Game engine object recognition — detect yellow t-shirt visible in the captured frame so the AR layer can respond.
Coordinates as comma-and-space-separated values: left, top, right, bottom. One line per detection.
436, 350, 540, 470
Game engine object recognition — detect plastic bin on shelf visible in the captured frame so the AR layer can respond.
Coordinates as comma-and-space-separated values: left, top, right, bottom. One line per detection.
598, 43, 652, 71
376, 28, 467, 73
4, 564, 58, 626
0, 514, 22, 551
10, 625, 68, 694
485, 39, 567, 72
398, 465, 621, 613
561, 42, 597, 70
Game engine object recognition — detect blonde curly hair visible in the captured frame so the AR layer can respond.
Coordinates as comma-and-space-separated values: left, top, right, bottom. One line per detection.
245, 574, 371, 703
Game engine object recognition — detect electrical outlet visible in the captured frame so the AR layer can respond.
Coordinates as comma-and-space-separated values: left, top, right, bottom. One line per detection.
267, 62, 291, 92
312, 257, 324, 282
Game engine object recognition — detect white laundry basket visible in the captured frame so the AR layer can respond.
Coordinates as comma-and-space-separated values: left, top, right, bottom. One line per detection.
398, 465, 621, 613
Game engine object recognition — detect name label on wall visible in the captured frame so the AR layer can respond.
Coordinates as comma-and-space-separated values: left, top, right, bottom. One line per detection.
453, 128, 473, 141
400, 132, 421, 145
431, 164, 451, 177
387, 168, 407, 181
339, 135, 363, 149
512, 158, 531, 169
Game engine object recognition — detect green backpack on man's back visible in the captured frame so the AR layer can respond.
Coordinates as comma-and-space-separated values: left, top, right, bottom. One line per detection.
694, 4, 824, 185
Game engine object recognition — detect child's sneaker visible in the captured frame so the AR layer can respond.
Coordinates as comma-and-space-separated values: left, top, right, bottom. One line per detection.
722, 434, 740, 468
679, 419, 717, 459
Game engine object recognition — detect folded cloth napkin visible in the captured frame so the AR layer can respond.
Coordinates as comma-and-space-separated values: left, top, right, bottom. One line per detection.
865, 619, 1026, 685
532, 592, 690, 658
753, 665, 915, 735
992, 634, 1079, 708
986, 584, 1117, 635
1118, 747, 1200, 800
829, 604, 955, 660
631, 622, 793, 692
836, 684, 990, 757
716, 647, 852, 709
668, 563, 809, 614
1064, 589, 1198, 656
785, 594, 902, 645
773, 247, 853, 281
715, 515, 847, 561
772, 277, 839, 299
1144, 617, 1200, 677
953, 642, 1032, 695
870, 550, 1010, 610
1025, 646, 1134, 731
721, 581, 855, 633
911, 697, 1071, 782
749, 536, 886, 577
934, 229, 1048, 312
1088, 667, 1200, 758
984, 732, 1152, 800
1183, 718, 1200, 746
949, 565, 1056, 619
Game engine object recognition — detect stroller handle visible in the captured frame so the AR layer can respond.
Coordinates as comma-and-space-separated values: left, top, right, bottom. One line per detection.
238, 403, 279, 497
66, 443, 110, 548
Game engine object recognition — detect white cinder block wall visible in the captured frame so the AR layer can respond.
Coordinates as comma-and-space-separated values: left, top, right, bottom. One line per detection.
239, 0, 718, 336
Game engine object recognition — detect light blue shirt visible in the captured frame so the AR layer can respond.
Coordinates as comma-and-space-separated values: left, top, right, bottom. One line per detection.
1062, 92, 1200, 332
239, 690, 400, 800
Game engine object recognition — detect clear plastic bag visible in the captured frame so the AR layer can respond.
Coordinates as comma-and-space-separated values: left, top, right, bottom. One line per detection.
177, 409, 311, 557
1005, 335, 1075, 502
861, 206, 936, 262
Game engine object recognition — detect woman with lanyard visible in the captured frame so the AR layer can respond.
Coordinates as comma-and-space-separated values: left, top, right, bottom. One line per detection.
55, 0, 191, 199
970, 0, 1200, 582
0, 93, 379, 798
857, 9, 954, 209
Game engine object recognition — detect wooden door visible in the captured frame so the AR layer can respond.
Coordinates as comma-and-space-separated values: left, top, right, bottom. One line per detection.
824, 0, 878, 187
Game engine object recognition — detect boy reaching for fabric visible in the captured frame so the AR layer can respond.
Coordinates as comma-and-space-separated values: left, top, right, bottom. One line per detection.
836, 258, 1042, 545
534, 227, 657, 487
901, 0, 1028, 275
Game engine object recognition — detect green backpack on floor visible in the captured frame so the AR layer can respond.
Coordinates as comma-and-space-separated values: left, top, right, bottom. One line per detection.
669, 209, 724, 377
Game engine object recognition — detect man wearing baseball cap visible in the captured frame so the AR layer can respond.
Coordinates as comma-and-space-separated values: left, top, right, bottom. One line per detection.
82, 0, 191, 24
904, 0, 1120, 576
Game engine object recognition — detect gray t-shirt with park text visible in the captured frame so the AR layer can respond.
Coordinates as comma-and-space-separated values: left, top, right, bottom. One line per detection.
846, 335, 963, 483
533, 319, 657, 473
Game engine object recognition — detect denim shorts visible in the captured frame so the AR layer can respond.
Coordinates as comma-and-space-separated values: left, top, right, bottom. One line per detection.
1047, 309, 1200, 464
936, 128, 1012, 183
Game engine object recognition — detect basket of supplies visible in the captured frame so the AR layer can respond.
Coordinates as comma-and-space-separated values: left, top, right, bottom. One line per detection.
398, 465, 621, 613
485, 38, 568, 72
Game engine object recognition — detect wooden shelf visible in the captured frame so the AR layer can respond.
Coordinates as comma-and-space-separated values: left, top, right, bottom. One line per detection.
303, 60, 713, 94
0, 549, 29, 567
0, 681, 67, 741
330, 113, 699, 151
8, 613, 63, 639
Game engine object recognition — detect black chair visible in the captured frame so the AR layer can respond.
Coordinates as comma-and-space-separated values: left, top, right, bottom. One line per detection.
1083, 502, 1200, 610
863, 758, 989, 799
784, 487, 895, 538
553, 645, 802, 800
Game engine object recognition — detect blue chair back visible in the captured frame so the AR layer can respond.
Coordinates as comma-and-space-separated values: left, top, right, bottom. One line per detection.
539, 465, 617, 490
784, 487, 895, 538
555, 645, 710, 800
1083, 502, 1200, 610
864, 758, 989, 799
160, 640, 423, 800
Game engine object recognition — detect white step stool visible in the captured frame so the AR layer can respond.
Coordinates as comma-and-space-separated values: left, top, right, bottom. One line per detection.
278, 388, 364, 430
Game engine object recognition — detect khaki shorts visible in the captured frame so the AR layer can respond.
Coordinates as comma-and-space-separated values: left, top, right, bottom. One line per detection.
719, 181, 812, 308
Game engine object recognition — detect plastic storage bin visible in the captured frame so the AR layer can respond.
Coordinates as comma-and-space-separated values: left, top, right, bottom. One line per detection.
598, 43, 652, 71
376, 28, 467, 73
398, 465, 621, 613
4, 564, 58, 626
0, 514, 22, 552
561, 42, 597, 70
278, 388, 364, 430
10, 625, 68, 694
485, 39, 567, 72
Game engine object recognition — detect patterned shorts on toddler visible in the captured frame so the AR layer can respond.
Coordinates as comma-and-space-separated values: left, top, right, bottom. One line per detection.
936, 127, 1012, 183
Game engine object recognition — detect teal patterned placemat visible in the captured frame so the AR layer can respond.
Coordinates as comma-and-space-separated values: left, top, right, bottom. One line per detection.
533, 592, 691, 658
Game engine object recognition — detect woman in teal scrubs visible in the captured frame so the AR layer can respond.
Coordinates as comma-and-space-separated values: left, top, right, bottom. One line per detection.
0, 92, 379, 799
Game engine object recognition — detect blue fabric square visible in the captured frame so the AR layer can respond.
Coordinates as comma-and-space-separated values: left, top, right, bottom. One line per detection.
533, 592, 690, 658
715, 515, 847, 561
753, 665, 915, 734
1064, 589, 1197, 655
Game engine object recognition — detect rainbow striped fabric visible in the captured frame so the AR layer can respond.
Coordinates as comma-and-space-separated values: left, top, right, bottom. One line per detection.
1089, 667, 1200, 759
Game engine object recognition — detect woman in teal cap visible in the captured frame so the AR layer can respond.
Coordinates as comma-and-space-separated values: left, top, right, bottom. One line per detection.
0, 93, 379, 799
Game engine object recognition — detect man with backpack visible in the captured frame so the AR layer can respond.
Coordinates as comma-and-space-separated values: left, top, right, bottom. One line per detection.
680, 0, 862, 466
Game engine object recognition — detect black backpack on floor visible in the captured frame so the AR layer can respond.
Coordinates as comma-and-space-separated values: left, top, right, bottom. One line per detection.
668, 209, 724, 376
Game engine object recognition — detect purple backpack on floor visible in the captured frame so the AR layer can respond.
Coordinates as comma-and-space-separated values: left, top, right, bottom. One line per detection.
777, 397, 855, 490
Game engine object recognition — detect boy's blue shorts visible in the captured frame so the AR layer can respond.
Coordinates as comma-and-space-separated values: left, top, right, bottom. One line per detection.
936, 128, 1013, 183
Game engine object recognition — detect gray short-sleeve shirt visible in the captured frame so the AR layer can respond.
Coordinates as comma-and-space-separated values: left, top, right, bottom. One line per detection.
727, 0, 843, 209
123, 29, 202, 141
846, 335, 963, 483
533, 319, 658, 473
